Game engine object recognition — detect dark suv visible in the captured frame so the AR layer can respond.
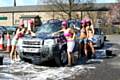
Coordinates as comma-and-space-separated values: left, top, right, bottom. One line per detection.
17, 20, 75, 66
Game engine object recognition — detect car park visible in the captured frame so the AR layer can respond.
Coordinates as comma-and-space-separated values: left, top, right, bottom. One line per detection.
0, 26, 7, 34
16, 19, 79, 66
0, 26, 7, 46
93, 27, 105, 48
5, 26, 17, 35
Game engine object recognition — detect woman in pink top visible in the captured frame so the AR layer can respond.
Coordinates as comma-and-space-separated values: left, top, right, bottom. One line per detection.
10, 20, 27, 63
53, 20, 76, 66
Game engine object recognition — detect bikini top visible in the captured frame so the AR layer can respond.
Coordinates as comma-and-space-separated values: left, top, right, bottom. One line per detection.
14, 32, 24, 40
64, 30, 73, 37
18, 32, 24, 38
80, 28, 86, 34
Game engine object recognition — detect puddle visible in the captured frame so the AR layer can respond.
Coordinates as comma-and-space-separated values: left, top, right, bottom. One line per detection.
0, 48, 108, 80
0, 73, 21, 80
0, 60, 96, 80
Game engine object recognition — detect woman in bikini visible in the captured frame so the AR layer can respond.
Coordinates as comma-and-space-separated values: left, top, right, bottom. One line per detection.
85, 19, 96, 58
79, 19, 88, 58
53, 20, 76, 66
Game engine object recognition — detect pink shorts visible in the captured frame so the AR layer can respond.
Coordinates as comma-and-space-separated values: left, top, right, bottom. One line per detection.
67, 40, 75, 52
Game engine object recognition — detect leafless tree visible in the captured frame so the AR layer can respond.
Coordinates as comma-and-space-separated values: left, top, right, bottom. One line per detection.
105, 2, 120, 34
108, 3, 120, 24
44, 0, 95, 19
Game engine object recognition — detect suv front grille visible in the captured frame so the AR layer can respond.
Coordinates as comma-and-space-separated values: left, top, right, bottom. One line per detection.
23, 41, 40, 45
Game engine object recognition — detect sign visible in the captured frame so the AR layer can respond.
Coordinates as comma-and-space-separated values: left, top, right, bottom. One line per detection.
0, 16, 7, 20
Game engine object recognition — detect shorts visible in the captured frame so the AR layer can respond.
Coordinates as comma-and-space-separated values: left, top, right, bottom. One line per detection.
67, 40, 75, 52
11, 38, 18, 46
79, 38, 87, 44
88, 37, 97, 43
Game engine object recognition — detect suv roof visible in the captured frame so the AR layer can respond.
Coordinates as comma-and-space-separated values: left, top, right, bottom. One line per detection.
94, 27, 102, 35
47, 19, 62, 24
67, 19, 81, 28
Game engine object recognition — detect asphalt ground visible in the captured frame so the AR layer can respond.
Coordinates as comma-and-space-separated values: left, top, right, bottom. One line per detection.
0, 35, 119, 80
75, 35, 120, 80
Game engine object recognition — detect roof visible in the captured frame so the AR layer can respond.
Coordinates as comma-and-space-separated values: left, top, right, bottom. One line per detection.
0, 3, 116, 13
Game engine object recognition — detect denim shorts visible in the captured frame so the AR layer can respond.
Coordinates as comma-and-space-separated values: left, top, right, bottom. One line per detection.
79, 38, 88, 44
88, 37, 97, 43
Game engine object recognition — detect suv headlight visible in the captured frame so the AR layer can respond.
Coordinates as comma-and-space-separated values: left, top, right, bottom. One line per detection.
44, 39, 55, 45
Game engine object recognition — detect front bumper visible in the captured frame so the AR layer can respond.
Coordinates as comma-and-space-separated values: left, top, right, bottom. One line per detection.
17, 45, 59, 63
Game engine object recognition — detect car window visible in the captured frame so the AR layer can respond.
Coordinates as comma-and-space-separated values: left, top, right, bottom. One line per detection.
0, 26, 7, 31
0, 30, 3, 34
94, 28, 101, 35
6, 26, 17, 31
36, 23, 61, 33
68, 19, 80, 28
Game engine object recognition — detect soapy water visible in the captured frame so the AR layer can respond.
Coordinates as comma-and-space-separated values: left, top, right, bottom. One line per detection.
0, 45, 117, 80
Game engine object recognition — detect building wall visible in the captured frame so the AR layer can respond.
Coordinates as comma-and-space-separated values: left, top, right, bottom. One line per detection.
14, 12, 55, 26
0, 11, 108, 26
0, 13, 12, 26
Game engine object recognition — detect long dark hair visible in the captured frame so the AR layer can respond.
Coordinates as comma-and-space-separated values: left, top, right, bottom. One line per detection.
34, 15, 42, 26
86, 21, 91, 26
80, 22, 87, 29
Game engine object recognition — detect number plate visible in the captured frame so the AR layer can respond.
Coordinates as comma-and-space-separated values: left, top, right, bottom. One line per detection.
23, 48, 39, 53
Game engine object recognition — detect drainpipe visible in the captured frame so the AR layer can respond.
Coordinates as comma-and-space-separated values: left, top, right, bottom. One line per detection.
81, 11, 83, 20
12, 12, 14, 26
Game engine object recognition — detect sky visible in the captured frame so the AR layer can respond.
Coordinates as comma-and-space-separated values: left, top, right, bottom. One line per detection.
0, 0, 117, 7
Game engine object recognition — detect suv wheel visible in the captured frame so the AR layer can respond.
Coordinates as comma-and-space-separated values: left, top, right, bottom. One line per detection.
60, 49, 68, 65
55, 49, 67, 67
98, 40, 102, 49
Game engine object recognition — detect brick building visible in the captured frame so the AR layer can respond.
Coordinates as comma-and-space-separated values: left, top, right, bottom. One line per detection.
0, 3, 111, 26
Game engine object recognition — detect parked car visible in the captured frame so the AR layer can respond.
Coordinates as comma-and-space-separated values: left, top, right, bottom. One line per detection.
0, 26, 7, 34
16, 20, 79, 66
47, 19, 62, 23
67, 19, 81, 29
93, 27, 105, 48
104, 35, 107, 41
5, 26, 17, 35
67, 19, 81, 38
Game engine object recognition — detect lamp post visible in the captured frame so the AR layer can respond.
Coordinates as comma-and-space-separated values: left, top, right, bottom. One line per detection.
12, 0, 16, 26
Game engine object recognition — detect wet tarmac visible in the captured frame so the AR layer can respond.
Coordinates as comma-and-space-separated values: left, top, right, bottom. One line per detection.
0, 36, 118, 80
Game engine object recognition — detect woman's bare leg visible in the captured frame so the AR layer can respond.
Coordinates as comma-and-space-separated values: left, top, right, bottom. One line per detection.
15, 51, 20, 61
10, 46, 16, 60
14, 51, 17, 61
78, 44, 82, 59
84, 44, 88, 57
71, 53, 74, 65
67, 52, 72, 65
89, 42, 95, 55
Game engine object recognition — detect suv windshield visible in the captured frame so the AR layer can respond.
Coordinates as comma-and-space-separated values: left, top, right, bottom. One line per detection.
36, 23, 61, 33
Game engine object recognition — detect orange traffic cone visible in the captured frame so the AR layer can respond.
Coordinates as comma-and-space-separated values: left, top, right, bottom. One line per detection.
6, 33, 11, 52
0, 34, 4, 50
